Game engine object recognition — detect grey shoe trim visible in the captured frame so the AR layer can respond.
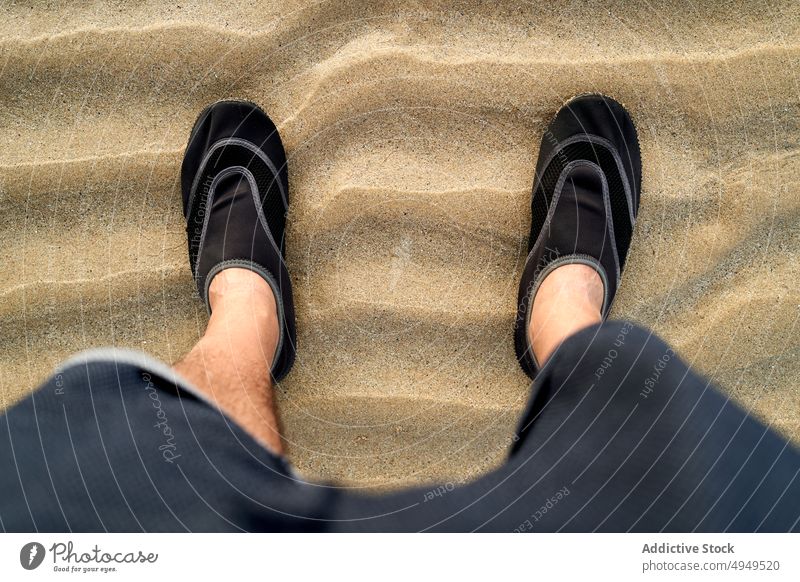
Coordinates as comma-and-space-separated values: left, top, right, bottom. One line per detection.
592, 159, 622, 284
203, 259, 286, 376
186, 137, 288, 220
523, 254, 611, 370
534, 133, 635, 226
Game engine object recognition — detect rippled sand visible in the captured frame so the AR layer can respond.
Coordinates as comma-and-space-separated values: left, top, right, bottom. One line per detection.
1, 1, 798, 489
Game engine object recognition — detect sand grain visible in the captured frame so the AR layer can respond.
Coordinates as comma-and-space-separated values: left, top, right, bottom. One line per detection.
1, 0, 798, 489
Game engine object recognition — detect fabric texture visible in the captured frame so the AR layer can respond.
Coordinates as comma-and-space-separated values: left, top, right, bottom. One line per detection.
0, 322, 797, 532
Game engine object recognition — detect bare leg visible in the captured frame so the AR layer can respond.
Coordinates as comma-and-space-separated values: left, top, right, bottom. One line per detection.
173, 268, 284, 455
529, 264, 604, 366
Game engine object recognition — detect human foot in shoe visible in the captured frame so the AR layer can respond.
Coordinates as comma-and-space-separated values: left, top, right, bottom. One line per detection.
514, 94, 642, 376
181, 100, 296, 381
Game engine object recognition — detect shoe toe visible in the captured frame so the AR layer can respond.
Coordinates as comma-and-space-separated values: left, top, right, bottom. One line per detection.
537, 94, 641, 210
551, 95, 635, 147
181, 100, 285, 199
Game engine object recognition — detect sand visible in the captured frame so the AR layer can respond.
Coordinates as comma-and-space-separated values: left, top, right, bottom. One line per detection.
0, 0, 798, 490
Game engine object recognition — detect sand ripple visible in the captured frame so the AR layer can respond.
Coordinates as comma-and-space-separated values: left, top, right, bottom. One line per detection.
1, 0, 798, 488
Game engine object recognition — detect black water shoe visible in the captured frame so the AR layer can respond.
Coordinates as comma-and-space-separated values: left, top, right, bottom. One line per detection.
514, 94, 642, 377
181, 100, 296, 381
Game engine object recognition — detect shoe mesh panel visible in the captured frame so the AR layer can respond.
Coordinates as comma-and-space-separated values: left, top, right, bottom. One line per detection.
530, 141, 634, 267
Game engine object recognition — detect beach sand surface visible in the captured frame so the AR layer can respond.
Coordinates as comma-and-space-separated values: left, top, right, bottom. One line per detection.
1, 0, 798, 489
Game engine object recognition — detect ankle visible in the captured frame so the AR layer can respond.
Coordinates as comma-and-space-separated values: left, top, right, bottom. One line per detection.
208, 268, 277, 315
528, 264, 604, 365
205, 268, 280, 368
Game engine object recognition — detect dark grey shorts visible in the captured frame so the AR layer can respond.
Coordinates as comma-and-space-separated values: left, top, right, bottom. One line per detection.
1, 322, 798, 532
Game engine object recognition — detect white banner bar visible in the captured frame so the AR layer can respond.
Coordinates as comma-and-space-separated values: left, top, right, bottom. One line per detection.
1, 534, 797, 580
